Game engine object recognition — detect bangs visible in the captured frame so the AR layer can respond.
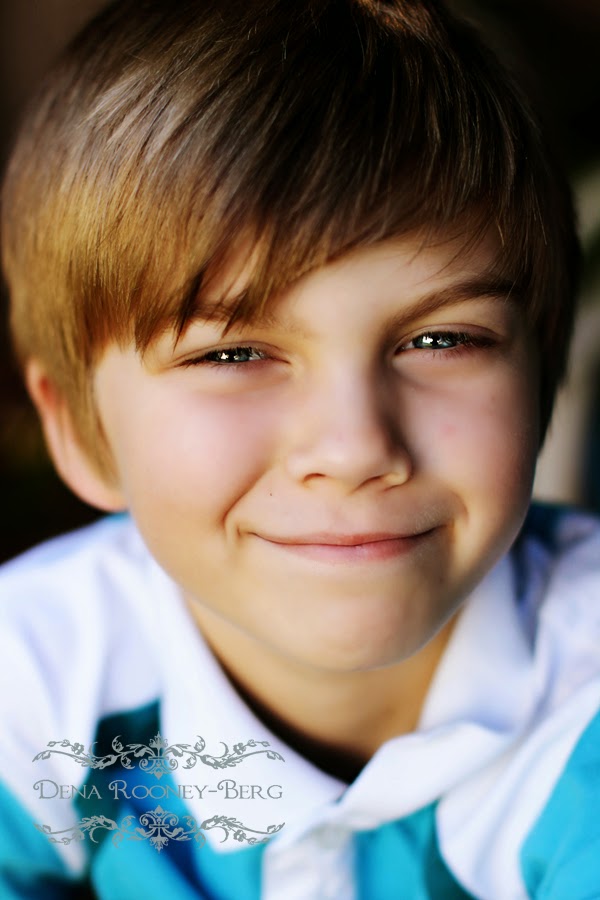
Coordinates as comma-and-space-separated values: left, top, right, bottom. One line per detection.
43, 0, 545, 358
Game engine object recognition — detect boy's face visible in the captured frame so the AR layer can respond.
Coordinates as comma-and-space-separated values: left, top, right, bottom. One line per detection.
93, 233, 539, 673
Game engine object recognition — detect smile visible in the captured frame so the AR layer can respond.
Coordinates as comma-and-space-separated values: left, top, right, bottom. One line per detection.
254, 531, 435, 564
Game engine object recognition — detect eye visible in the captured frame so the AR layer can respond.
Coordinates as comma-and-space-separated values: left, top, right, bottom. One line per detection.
184, 346, 269, 366
403, 331, 476, 351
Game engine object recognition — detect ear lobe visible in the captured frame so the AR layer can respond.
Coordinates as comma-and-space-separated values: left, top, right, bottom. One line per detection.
25, 360, 127, 512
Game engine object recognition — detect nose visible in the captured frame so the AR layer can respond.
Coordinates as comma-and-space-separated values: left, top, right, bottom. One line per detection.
283, 367, 412, 491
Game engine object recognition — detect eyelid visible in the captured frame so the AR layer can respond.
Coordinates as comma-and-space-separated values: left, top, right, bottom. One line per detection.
395, 328, 498, 358
404, 330, 475, 348
399, 323, 498, 346
180, 342, 274, 367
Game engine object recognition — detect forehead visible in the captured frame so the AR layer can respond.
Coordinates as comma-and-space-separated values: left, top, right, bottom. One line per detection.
179, 228, 516, 334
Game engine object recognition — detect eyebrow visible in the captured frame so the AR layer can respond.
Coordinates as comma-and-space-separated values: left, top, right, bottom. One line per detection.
383, 275, 520, 329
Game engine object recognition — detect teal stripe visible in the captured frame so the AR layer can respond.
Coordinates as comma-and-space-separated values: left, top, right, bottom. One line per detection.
87, 784, 264, 900
0, 780, 89, 898
520, 706, 600, 899
77, 701, 265, 899
90, 806, 208, 900
355, 804, 474, 899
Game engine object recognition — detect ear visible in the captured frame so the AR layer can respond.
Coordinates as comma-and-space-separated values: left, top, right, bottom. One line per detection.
25, 359, 127, 512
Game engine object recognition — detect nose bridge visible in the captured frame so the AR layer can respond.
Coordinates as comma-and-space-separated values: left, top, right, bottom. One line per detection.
321, 365, 390, 443
284, 360, 411, 488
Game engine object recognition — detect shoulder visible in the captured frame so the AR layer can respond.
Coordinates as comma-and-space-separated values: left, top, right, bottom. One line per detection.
515, 501, 600, 588
519, 500, 600, 547
520, 704, 600, 899
0, 512, 148, 599
514, 503, 600, 675
0, 515, 163, 680
436, 504, 600, 899
515, 504, 600, 898
0, 516, 175, 886
0, 516, 170, 777
514, 503, 600, 794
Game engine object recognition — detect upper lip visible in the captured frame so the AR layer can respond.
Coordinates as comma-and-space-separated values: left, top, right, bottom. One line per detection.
259, 531, 427, 546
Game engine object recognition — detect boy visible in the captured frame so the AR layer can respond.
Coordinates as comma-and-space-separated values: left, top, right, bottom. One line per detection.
1, 0, 599, 897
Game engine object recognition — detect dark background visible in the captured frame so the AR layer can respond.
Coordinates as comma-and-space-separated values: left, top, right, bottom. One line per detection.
1, 0, 599, 563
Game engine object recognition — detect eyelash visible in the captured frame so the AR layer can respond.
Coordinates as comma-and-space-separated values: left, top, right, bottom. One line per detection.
182, 346, 270, 367
183, 331, 492, 368
399, 331, 493, 354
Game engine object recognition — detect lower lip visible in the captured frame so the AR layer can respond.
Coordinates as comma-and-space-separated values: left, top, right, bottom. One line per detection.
259, 533, 433, 564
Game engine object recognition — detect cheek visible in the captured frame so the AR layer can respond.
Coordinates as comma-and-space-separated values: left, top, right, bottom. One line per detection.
110, 392, 281, 515
409, 371, 539, 576
412, 371, 539, 496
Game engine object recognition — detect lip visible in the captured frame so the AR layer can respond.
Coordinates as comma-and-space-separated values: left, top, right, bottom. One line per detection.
254, 530, 435, 564
264, 531, 416, 545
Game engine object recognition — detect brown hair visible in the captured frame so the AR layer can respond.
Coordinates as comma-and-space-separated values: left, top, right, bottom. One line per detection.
1, 0, 580, 468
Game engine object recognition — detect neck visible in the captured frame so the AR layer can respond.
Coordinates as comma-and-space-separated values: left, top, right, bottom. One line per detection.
188, 600, 457, 782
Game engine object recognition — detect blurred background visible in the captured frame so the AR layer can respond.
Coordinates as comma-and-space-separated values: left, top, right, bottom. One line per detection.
0, 0, 599, 563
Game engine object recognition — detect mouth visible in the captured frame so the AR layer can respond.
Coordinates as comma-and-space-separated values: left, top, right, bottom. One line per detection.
254, 530, 436, 564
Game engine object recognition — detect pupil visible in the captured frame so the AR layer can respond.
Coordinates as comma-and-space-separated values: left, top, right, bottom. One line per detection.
418, 333, 454, 349
221, 347, 250, 361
